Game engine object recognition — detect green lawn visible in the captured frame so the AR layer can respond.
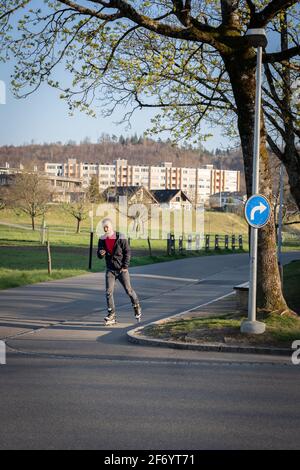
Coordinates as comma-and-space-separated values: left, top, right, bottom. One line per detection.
283, 259, 300, 314
1, 206, 299, 290
143, 309, 300, 348
0, 242, 246, 290
1, 206, 250, 237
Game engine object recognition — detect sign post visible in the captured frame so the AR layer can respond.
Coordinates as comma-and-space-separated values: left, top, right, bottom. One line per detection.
88, 205, 94, 271
241, 28, 269, 335
242, 195, 271, 333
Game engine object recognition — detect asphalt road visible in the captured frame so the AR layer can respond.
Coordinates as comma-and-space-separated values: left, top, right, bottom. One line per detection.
0, 252, 300, 450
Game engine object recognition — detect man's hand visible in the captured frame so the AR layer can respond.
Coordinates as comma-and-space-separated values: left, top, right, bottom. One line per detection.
120, 268, 128, 272
100, 250, 106, 257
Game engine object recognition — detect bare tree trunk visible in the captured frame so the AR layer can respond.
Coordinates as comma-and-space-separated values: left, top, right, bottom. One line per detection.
76, 218, 81, 234
282, 150, 300, 210
280, 12, 300, 211
224, 54, 288, 312
31, 216, 35, 231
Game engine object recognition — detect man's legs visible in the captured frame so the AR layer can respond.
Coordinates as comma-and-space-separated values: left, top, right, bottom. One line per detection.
117, 270, 141, 319
105, 270, 116, 318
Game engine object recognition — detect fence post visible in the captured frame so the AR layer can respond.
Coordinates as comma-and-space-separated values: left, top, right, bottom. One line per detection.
167, 233, 175, 255
179, 236, 183, 254
215, 234, 219, 250
232, 234, 236, 251
195, 234, 201, 251
171, 234, 175, 255
205, 234, 210, 251
225, 235, 229, 250
187, 234, 193, 251
147, 237, 152, 257
47, 229, 52, 276
88, 231, 94, 270
239, 235, 243, 251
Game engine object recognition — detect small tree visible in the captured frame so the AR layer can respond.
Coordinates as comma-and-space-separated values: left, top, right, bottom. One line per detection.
8, 173, 52, 230
0, 186, 8, 211
87, 176, 101, 204
63, 196, 88, 233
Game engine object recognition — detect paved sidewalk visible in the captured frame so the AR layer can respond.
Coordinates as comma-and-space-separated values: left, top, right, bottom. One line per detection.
1, 252, 299, 365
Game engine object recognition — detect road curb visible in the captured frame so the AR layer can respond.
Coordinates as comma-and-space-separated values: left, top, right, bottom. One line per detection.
127, 306, 293, 358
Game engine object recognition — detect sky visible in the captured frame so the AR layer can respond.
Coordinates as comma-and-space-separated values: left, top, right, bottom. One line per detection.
0, 0, 284, 152
0, 59, 230, 152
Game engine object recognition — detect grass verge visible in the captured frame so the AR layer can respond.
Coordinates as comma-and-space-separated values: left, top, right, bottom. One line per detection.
143, 260, 300, 349
143, 310, 300, 348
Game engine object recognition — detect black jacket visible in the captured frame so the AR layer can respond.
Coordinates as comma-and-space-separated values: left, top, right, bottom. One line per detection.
97, 232, 131, 271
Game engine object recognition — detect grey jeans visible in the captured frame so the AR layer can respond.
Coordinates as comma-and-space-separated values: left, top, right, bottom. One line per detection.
105, 269, 139, 313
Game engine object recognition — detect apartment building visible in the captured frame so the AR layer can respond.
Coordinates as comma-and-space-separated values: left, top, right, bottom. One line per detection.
1, 163, 84, 203
44, 159, 240, 204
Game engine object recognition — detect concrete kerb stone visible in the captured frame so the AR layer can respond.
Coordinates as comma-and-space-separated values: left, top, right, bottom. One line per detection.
127, 294, 293, 357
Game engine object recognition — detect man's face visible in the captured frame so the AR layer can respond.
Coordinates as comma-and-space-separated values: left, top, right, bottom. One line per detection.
103, 221, 113, 234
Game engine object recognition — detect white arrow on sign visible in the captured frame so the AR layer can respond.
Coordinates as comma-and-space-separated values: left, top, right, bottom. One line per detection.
250, 201, 267, 221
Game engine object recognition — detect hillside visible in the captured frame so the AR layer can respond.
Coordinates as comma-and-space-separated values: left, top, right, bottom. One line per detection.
0, 135, 245, 175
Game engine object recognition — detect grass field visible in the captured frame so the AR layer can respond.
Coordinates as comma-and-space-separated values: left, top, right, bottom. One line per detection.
0, 206, 299, 290
0, 206, 250, 237
0, 242, 246, 290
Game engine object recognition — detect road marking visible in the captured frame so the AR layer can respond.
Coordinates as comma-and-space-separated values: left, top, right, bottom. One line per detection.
5, 344, 290, 367
168, 290, 236, 319
130, 274, 200, 282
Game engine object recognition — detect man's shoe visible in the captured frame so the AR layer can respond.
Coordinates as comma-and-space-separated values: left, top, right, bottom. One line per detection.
133, 304, 142, 322
104, 310, 116, 325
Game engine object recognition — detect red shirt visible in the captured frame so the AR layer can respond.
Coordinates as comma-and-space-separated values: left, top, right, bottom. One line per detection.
105, 234, 116, 254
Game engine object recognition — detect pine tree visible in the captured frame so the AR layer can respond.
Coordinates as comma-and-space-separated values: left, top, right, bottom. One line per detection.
87, 176, 100, 203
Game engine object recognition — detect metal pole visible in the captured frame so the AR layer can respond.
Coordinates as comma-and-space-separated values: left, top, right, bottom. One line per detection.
241, 46, 266, 334
89, 231, 94, 270
277, 162, 284, 284
219, 156, 222, 209
88, 204, 94, 271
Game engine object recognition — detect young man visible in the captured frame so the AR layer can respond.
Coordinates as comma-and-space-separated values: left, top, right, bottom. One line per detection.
97, 218, 142, 325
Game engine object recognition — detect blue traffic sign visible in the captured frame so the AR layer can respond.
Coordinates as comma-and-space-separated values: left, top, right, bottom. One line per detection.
244, 194, 271, 228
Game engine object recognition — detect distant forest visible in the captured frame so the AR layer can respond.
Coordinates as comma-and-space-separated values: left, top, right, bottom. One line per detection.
0, 134, 247, 188
0, 134, 244, 169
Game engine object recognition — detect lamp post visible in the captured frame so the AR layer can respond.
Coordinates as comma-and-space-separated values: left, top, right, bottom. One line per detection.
241, 28, 268, 335
88, 203, 94, 270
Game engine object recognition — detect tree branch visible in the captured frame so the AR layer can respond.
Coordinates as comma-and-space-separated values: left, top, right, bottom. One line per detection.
58, 0, 123, 21
0, 0, 31, 21
250, 0, 298, 28
245, 0, 256, 16
93, 0, 220, 46
264, 45, 300, 64
267, 134, 284, 161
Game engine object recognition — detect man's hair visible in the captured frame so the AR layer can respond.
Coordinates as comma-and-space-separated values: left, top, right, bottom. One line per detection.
102, 217, 114, 227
